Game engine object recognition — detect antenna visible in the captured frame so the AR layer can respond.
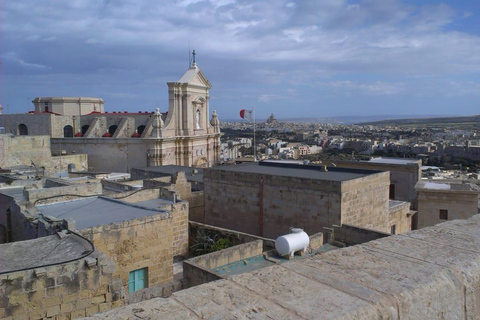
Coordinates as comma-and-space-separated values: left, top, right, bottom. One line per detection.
188, 42, 191, 67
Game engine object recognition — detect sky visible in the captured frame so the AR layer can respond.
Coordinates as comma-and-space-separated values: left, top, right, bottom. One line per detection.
1, 0, 480, 120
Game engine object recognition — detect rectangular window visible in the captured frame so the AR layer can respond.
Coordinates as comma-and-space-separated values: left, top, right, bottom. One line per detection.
439, 209, 448, 220
129, 268, 147, 293
389, 184, 395, 199
44, 102, 49, 112
390, 225, 396, 235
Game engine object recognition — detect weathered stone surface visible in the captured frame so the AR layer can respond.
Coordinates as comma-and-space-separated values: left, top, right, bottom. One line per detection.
83, 215, 480, 319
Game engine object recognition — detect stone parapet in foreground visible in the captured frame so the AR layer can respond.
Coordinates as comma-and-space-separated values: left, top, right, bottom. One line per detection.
85, 215, 480, 319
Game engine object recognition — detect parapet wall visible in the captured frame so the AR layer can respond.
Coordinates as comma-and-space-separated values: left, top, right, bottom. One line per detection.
183, 240, 264, 288
26, 182, 102, 204
86, 215, 480, 319
0, 251, 123, 319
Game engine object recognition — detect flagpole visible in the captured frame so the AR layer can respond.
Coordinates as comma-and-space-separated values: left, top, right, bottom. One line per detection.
253, 107, 256, 162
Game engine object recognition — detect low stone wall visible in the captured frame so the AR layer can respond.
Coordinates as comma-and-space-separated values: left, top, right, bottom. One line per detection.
44, 178, 71, 188
49, 153, 88, 173
183, 240, 263, 288
0, 251, 123, 319
325, 224, 390, 246
85, 215, 480, 320
309, 232, 324, 251
127, 279, 187, 304
26, 182, 102, 204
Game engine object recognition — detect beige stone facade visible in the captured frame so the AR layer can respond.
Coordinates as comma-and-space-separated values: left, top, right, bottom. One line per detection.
336, 158, 421, 208
415, 181, 480, 229
32, 97, 105, 116
84, 215, 480, 320
0, 63, 221, 172
0, 250, 123, 319
203, 162, 411, 239
0, 134, 88, 172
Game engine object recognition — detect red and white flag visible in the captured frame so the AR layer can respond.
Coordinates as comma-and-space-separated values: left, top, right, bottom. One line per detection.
239, 108, 253, 121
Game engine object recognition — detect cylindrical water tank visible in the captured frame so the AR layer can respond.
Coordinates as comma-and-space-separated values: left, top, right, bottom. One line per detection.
275, 230, 309, 256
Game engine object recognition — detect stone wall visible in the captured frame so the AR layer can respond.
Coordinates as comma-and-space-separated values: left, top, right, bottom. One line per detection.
51, 138, 148, 173
188, 191, 205, 223
388, 201, 412, 234
0, 251, 123, 319
49, 154, 88, 173
0, 193, 37, 243
80, 211, 175, 295
417, 188, 480, 229
183, 240, 264, 288
339, 171, 392, 233
85, 215, 480, 320
127, 279, 187, 304
0, 114, 54, 136
325, 224, 390, 246
171, 202, 189, 258
26, 182, 103, 205
0, 134, 52, 168
204, 168, 396, 239
336, 160, 421, 208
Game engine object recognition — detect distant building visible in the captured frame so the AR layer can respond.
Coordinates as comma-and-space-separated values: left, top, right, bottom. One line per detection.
266, 113, 278, 124
415, 181, 480, 229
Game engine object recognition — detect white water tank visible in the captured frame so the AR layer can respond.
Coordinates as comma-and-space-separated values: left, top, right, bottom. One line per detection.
275, 229, 309, 256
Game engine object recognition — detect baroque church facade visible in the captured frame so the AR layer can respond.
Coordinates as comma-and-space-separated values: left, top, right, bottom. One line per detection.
0, 62, 221, 172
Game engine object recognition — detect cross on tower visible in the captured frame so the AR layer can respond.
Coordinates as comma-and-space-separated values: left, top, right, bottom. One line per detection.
192, 50, 196, 65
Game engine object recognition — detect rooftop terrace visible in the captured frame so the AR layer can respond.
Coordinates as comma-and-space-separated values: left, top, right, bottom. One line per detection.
210, 161, 381, 182
36, 197, 171, 229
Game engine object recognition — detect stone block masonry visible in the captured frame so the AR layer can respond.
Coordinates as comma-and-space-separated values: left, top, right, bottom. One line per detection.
0, 251, 123, 320
204, 165, 397, 239
80, 211, 176, 294
86, 214, 480, 319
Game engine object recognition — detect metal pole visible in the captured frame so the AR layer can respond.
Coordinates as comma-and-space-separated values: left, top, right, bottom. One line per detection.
253, 107, 256, 162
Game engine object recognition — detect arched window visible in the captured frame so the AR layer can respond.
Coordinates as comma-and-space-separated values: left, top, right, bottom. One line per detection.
18, 124, 28, 135
137, 125, 146, 135
63, 125, 73, 137
108, 125, 118, 135
81, 125, 90, 135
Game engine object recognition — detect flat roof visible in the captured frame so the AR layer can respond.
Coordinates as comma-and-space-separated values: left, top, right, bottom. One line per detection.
368, 157, 420, 165
415, 181, 480, 192
211, 162, 380, 182
0, 233, 90, 273
37, 197, 169, 229
133, 165, 204, 183
0, 187, 26, 201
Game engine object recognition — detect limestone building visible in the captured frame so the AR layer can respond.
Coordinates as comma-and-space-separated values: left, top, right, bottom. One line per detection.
0, 61, 221, 172
203, 161, 412, 239
415, 181, 480, 229
335, 157, 421, 208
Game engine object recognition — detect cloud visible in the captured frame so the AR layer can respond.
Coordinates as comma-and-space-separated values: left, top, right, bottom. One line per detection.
2, 52, 51, 69
2, 0, 480, 118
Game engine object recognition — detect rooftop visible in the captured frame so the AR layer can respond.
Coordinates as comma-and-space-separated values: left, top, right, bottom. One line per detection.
210, 162, 381, 182
133, 165, 204, 183
36, 197, 170, 229
87, 215, 480, 319
0, 232, 91, 273
368, 157, 421, 165
415, 181, 480, 193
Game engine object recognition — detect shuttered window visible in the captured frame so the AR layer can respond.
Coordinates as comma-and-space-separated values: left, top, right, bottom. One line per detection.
129, 268, 148, 293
